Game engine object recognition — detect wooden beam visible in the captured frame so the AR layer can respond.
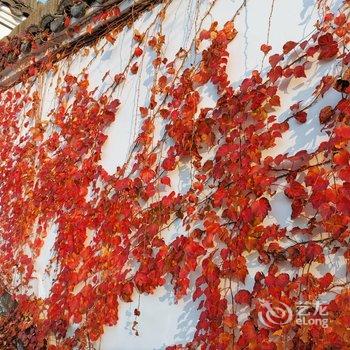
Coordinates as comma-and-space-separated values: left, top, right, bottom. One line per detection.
10, 0, 60, 35
0, 0, 32, 16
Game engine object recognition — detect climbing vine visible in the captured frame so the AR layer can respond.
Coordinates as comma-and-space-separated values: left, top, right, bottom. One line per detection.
0, 0, 349, 349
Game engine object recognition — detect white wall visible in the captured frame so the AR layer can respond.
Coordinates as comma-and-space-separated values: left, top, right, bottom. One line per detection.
1, 0, 345, 349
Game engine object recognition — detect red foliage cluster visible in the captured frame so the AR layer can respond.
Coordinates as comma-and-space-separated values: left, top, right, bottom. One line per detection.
0, 1, 349, 349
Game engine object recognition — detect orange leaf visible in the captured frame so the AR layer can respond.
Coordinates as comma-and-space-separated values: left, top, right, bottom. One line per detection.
234, 290, 252, 305
106, 33, 116, 45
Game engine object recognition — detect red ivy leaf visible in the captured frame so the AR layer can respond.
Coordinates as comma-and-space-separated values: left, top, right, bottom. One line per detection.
291, 199, 304, 219
283, 68, 293, 78
114, 73, 125, 85
139, 106, 148, 117
240, 320, 257, 341
339, 168, 350, 182
269, 54, 283, 67
265, 273, 290, 288
199, 29, 210, 41
251, 197, 271, 222
283, 41, 297, 54
160, 176, 171, 186
305, 242, 323, 262
336, 99, 350, 115
260, 44, 272, 54
319, 273, 333, 289
268, 66, 283, 83
335, 125, 350, 139
318, 33, 338, 60
324, 12, 334, 22
293, 65, 306, 78
234, 290, 252, 305
285, 180, 307, 199
294, 111, 307, 123
113, 7, 121, 17
106, 99, 120, 113
334, 13, 346, 26
162, 157, 176, 171
64, 17, 71, 28
134, 47, 143, 57
131, 63, 139, 74
269, 95, 280, 107
334, 150, 350, 166
319, 106, 334, 124
223, 314, 237, 328
306, 45, 319, 57
140, 167, 155, 183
